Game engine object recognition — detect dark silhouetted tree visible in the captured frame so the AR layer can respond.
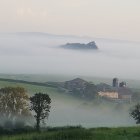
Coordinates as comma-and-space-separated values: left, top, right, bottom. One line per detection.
30, 93, 51, 131
130, 104, 140, 124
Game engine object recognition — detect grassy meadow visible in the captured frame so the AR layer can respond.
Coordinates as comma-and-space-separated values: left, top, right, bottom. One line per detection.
0, 78, 85, 105
0, 126, 140, 140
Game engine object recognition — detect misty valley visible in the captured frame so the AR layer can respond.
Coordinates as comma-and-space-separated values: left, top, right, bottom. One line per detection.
0, 74, 139, 128
0, 33, 140, 139
0, 32, 140, 80
1, 0, 140, 139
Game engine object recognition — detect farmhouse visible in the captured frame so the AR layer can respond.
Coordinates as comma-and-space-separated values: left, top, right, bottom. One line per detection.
98, 78, 132, 103
98, 91, 118, 99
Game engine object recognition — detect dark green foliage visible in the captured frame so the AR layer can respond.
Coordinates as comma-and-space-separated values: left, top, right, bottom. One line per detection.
30, 93, 51, 131
130, 104, 140, 124
55, 129, 92, 140
47, 125, 82, 132
1, 126, 140, 140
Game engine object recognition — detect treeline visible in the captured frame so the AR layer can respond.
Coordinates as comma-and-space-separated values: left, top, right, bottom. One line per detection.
0, 78, 57, 88
0, 87, 51, 132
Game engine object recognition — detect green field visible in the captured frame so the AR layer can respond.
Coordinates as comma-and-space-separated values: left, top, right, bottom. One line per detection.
0, 74, 138, 128
1, 73, 140, 89
0, 78, 79, 107
0, 126, 140, 140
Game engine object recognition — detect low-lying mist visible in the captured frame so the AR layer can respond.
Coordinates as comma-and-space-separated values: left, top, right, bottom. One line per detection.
48, 98, 135, 128
0, 32, 140, 80
0, 96, 135, 128
0, 116, 34, 129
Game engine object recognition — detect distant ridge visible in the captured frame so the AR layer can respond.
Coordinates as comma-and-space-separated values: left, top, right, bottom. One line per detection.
61, 41, 98, 50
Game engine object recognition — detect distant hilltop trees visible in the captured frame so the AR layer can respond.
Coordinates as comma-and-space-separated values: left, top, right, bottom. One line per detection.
61, 41, 98, 50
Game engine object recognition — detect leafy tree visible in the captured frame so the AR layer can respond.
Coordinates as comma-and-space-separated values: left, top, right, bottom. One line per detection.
30, 93, 51, 131
0, 87, 30, 118
130, 104, 140, 124
0, 87, 31, 128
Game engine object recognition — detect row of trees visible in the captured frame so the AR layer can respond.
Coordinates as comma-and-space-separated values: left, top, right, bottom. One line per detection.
0, 87, 51, 131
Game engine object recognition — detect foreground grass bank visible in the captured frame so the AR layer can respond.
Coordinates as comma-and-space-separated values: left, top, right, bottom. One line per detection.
0, 126, 140, 140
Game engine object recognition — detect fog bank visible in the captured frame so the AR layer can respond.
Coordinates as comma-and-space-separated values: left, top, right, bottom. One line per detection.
0, 32, 140, 80
47, 99, 135, 128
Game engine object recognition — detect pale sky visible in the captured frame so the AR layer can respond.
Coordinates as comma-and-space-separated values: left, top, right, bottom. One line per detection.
0, 0, 140, 41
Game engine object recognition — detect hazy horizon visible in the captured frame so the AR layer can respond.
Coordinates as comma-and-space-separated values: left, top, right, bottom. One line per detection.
0, 0, 140, 41
0, 0, 140, 79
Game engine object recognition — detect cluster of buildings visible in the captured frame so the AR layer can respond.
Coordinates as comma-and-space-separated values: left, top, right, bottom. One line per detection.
98, 78, 132, 103
58, 77, 132, 103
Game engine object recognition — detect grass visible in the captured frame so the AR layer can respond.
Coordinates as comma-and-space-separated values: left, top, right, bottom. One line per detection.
0, 77, 99, 111
0, 127, 92, 140
0, 79, 86, 104
0, 126, 140, 140
90, 127, 140, 140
